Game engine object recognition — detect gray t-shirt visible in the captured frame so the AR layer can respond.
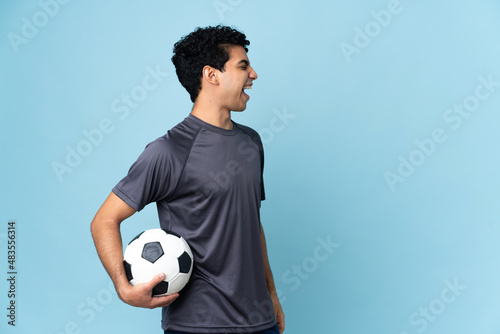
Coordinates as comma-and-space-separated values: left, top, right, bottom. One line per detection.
113, 114, 276, 333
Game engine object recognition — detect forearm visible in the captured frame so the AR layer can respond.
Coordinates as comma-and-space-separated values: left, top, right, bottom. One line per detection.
90, 192, 136, 299
260, 223, 285, 333
260, 224, 278, 297
91, 216, 129, 296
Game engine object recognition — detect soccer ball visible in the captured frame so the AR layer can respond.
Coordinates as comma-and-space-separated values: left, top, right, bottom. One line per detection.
123, 229, 194, 296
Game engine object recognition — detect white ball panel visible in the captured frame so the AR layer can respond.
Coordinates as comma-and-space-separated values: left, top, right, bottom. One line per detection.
167, 273, 191, 294
130, 259, 157, 284
152, 254, 179, 281
180, 237, 193, 258
123, 238, 145, 263
159, 234, 185, 257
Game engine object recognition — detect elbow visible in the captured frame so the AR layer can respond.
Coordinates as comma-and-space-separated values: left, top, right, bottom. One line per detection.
90, 215, 121, 240
90, 217, 99, 239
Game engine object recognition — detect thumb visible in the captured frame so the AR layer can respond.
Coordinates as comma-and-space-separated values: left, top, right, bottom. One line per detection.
147, 272, 166, 290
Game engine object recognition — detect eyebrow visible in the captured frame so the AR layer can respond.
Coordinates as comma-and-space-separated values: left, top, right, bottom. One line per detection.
237, 59, 249, 66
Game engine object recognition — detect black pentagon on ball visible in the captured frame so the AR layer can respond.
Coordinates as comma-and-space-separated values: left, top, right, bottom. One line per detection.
123, 260, 133, 281
153, 281, 169, 296
141, 242, 164, 263
178, 251, 192, 274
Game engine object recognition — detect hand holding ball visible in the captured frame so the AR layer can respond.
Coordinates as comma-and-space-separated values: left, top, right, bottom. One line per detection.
123, 229, 193, 296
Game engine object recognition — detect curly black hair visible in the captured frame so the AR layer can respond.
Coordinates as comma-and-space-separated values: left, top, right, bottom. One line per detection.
171, 25, 250, 102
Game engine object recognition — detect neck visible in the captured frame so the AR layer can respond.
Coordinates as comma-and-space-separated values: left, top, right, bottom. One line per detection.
190, 96, 233, 130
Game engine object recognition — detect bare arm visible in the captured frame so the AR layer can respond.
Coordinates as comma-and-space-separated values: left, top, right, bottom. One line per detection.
90, 192, 178, 308
260, 223, 285, 333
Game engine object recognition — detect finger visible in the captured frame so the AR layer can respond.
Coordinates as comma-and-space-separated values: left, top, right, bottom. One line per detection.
145, 273, 179, 308
278, 319, 285, 333
144, 272, 170, 296
150, 293, 179, 308
147, 272, 166, 289
276, 310, 285, 333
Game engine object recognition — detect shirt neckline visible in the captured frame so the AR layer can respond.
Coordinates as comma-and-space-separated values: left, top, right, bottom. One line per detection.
187, 114, 239, 136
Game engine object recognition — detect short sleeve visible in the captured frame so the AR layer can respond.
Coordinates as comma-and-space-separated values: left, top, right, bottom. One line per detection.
112, 139, 173, 211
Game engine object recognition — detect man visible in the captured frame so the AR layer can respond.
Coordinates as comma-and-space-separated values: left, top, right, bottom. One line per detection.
90, 25, 285, 334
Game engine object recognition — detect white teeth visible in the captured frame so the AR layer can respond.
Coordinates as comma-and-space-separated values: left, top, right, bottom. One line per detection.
243, 85, 252, 89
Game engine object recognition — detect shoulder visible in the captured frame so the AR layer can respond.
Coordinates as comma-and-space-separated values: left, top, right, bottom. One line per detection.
144, 117, 201, 155
234, 122, 263, 147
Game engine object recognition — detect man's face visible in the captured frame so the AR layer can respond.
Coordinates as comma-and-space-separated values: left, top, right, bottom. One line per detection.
216, 45, 258, 112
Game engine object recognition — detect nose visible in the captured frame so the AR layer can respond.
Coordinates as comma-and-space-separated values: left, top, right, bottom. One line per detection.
249, 66, 258, 80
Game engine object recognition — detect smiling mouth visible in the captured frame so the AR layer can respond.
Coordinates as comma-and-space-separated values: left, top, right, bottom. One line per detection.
242, 85, 252, 100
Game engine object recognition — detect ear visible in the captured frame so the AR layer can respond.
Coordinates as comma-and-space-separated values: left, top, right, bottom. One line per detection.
202, 65, 219, 85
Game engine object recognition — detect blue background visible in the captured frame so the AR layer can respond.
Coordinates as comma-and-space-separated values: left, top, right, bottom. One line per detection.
2, 0, 500, 333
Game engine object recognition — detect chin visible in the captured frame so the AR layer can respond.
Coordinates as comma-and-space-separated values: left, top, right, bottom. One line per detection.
231, 104, 247, 112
